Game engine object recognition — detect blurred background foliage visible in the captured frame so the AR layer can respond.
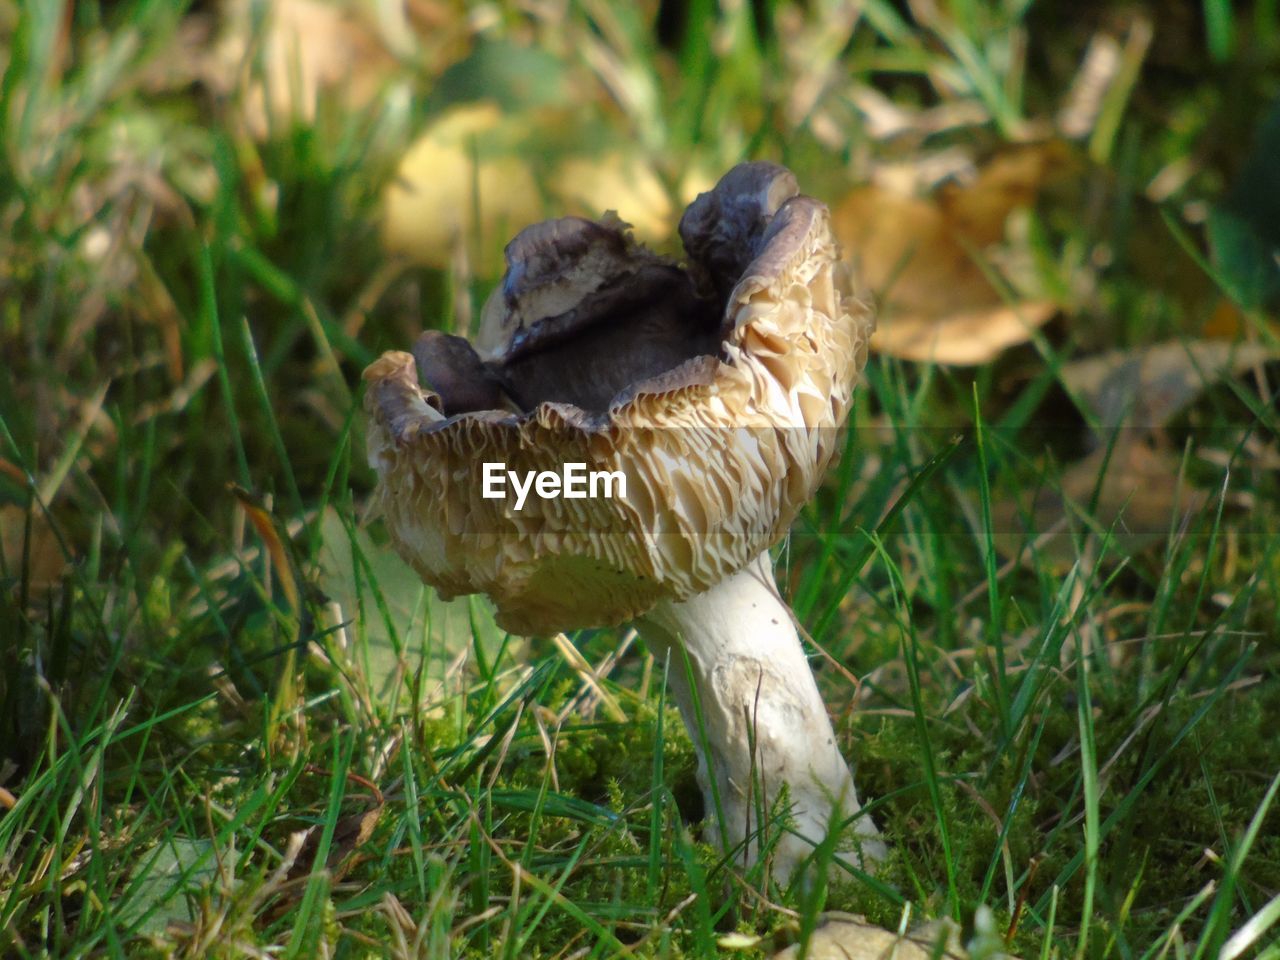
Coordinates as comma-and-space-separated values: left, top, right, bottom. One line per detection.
2, 0, 1278, 560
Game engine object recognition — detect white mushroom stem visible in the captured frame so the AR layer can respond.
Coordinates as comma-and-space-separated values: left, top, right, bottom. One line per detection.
635, 552, 886, 881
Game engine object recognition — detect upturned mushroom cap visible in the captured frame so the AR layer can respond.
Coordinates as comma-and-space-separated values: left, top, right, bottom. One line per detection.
364, 162, 874, 635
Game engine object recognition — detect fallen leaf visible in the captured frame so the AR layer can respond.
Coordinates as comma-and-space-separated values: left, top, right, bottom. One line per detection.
1058, 340, 1278, 429
286, 768, 384, 884
772, 915, 980, 960
384, 106, 679, 272
994, 337, 1275, 564
937, 145, 1075, 245
119, 837, 230, 936
835, 143, 1072, 365
381, 102, 543, 276
550, 151, 674, 244
871, 302, 1057, 366
0, 504, 67, 592
992, 440, 1209, 563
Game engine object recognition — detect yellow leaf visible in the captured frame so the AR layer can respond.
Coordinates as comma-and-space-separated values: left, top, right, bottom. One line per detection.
550, 151, 673, 244
835, 143, 1072, 365
382, 103, 542, 274
871, 302, 1056, 365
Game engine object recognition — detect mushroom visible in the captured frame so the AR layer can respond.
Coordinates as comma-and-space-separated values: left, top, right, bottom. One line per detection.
364, 162, 886, 880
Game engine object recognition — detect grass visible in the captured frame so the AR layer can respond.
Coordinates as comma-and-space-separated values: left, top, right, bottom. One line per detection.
2, 0, 1279, 957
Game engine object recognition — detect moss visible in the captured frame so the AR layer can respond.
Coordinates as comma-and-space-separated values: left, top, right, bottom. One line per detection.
844, 613, 1280, 956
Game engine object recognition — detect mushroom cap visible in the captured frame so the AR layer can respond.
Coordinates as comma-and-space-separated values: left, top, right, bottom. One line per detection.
364, 162, 874, 635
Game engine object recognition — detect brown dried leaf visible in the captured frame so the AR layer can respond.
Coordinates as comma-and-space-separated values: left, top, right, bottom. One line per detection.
284, 770, 385, 886
772, 916, 980, 960
992, 440, 1209, 563
0, 504, 67, 591
871, 301, 1057, 365
835, 143, 1073, 365
285, 802, 385, 884
1059, 339, 1278, 429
